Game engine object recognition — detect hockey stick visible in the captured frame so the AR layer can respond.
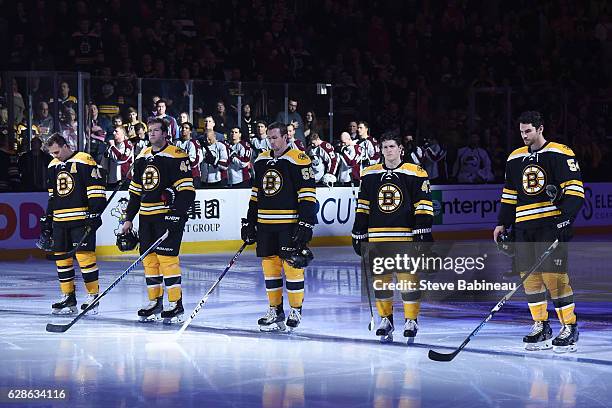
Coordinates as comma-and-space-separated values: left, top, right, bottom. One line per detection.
428, 239, 559, 362
176, 243, 247, 336
46, 163, 136, 261
350, 185, 375, 331
46, 229, 169, 333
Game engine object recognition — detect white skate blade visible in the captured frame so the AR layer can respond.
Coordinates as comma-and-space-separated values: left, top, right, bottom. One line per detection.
52, 306, 77, 315
553, 344, 577, 353
379, 334, 393, 343
260, 322, 286, 332
524, 339, 552, 351
82, 306, 99, 315
163, 314, 185, 325
405, 336, 416, 344
139, 314, 161, 323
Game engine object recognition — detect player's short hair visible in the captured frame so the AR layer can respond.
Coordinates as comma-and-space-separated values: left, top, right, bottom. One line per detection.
47, 133, 68, 148
134, 123, 146, 133
358, 120, 369, 129
156, 98, 167, 106
256, 120, 268, 127
268, 122, 287, 136
147, 117, 169, 134
310, 132, 321, 141
380, 133, 401, 147
518, 111, 544, 129
127, 107, 138, 114
181, 121, 193, 130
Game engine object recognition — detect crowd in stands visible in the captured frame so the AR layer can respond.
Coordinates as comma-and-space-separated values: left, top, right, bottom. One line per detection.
2, 0, 612, 192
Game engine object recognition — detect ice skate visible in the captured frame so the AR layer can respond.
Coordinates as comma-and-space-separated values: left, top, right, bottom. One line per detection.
162, 298, 184, 324
138, 297, 163, 322
258, 306, 286, 332
552, 323, 579, 353
403, 319, 418, 344
52, 292, 77, 315
376, 316, 394, 343
286, 307, 302, 332
81, 293, 100, 315
523, 320, 553, 351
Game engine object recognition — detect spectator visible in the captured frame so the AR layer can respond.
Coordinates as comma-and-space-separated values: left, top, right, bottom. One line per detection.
105, 126, 133, 189
308, 132, 338, 186
150, 98, 179, 141
124, 107, 147, 140
175, 122, 202, 189
49, 81, 77, 115
69, 18, 103, 69
348, 121, 358, 140
337, 131, 361, 186
303, 110, 319, 142
212, 100, 236, 139
0, 128, 21, 192
227, 127, 252, 188
200, 129, 229, 188
60, 107, 78, 151
97, 83, 125, 120
452, 132, 494, 183
275, 98, 304, 143
18, 136, 52, 191
34, 102, 54, 142
240, 103, 256, 141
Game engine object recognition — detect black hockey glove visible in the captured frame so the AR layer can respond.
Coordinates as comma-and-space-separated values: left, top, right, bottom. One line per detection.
164, 212, 186, 233
553, 218, 573, 242
85, 212, 103, 231
351, 230, 367, 256
241, 218, 256, 245
413, 227, 433, 255
292, 221, 314, 247
203, 145, 216, 165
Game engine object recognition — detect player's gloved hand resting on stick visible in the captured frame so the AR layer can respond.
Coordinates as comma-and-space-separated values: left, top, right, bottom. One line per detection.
554, 218, 573, 242
292, 221, 314, 247
351, 229, 367, 256
241, 218, 256, 245
85, 212, 103, 231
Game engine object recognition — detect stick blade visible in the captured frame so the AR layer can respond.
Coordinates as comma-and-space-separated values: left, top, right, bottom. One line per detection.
46, 323, 70, 333
428, 349, 458, 362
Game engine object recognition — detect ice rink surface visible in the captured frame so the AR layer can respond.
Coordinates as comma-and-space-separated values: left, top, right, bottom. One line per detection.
1, 243, 611, 407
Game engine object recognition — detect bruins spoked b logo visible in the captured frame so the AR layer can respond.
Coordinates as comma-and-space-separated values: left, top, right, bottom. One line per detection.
378, 183, 402, 213
143, 165, 160, 191
56, 171, 74, 196
522, 165, 546, 195
263, 169, 283, 196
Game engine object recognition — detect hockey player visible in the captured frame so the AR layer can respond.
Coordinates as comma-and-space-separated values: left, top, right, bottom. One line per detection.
337, 131, 362, 186
227, 127, 252, 187
43, 133, 106, 315
175, 122, 202, 188
352, 134, 434, 343
121, 118, 195, 323
356, 121, 380, 170
307, 132, 338, 186
200, 126, 229, 187
494, 111, 584, 353
241, 122, 316, 332
287, 123, 305, 151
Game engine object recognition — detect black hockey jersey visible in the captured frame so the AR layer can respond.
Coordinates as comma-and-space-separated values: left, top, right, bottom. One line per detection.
353, 163, 433, 242
0, 148, 20, 192
498, 142, 584, 228
46, 152, 106, 226
126, 144, 195, 221
247, 148, 316, 231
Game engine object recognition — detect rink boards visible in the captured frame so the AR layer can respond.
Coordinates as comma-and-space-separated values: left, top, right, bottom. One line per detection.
1, 183, 611, 256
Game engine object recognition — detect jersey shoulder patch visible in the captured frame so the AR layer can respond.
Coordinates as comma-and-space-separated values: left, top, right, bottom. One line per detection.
255, 150, 272, 163
72, 152, 98, 166
49, 158, 62, 168
507, 146, 529, 161
400, 163, 428, 178
546, 142, 575, 157
360, 163, 384, 178
284, 149, 311, 165
165, 145, 189, 159
136, 147, 153, 160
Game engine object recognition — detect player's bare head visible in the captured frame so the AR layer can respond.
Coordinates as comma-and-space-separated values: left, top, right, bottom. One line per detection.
147, 117, 169, 147
114, 126, 127, 142
340, 131, 351, 143
230, 127, 241, 143
357, 121, 369, 137
310, 132, 322, 146
47, 133, 72, 160
518, 111, 544, 146
181, 122, 193, 139
288, 99, 298, 112
257, 120, 268, 135
380, 134, 403, 163
128, 107, 138, 121
204, 116, 215, 130
268, 122, 289, 152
